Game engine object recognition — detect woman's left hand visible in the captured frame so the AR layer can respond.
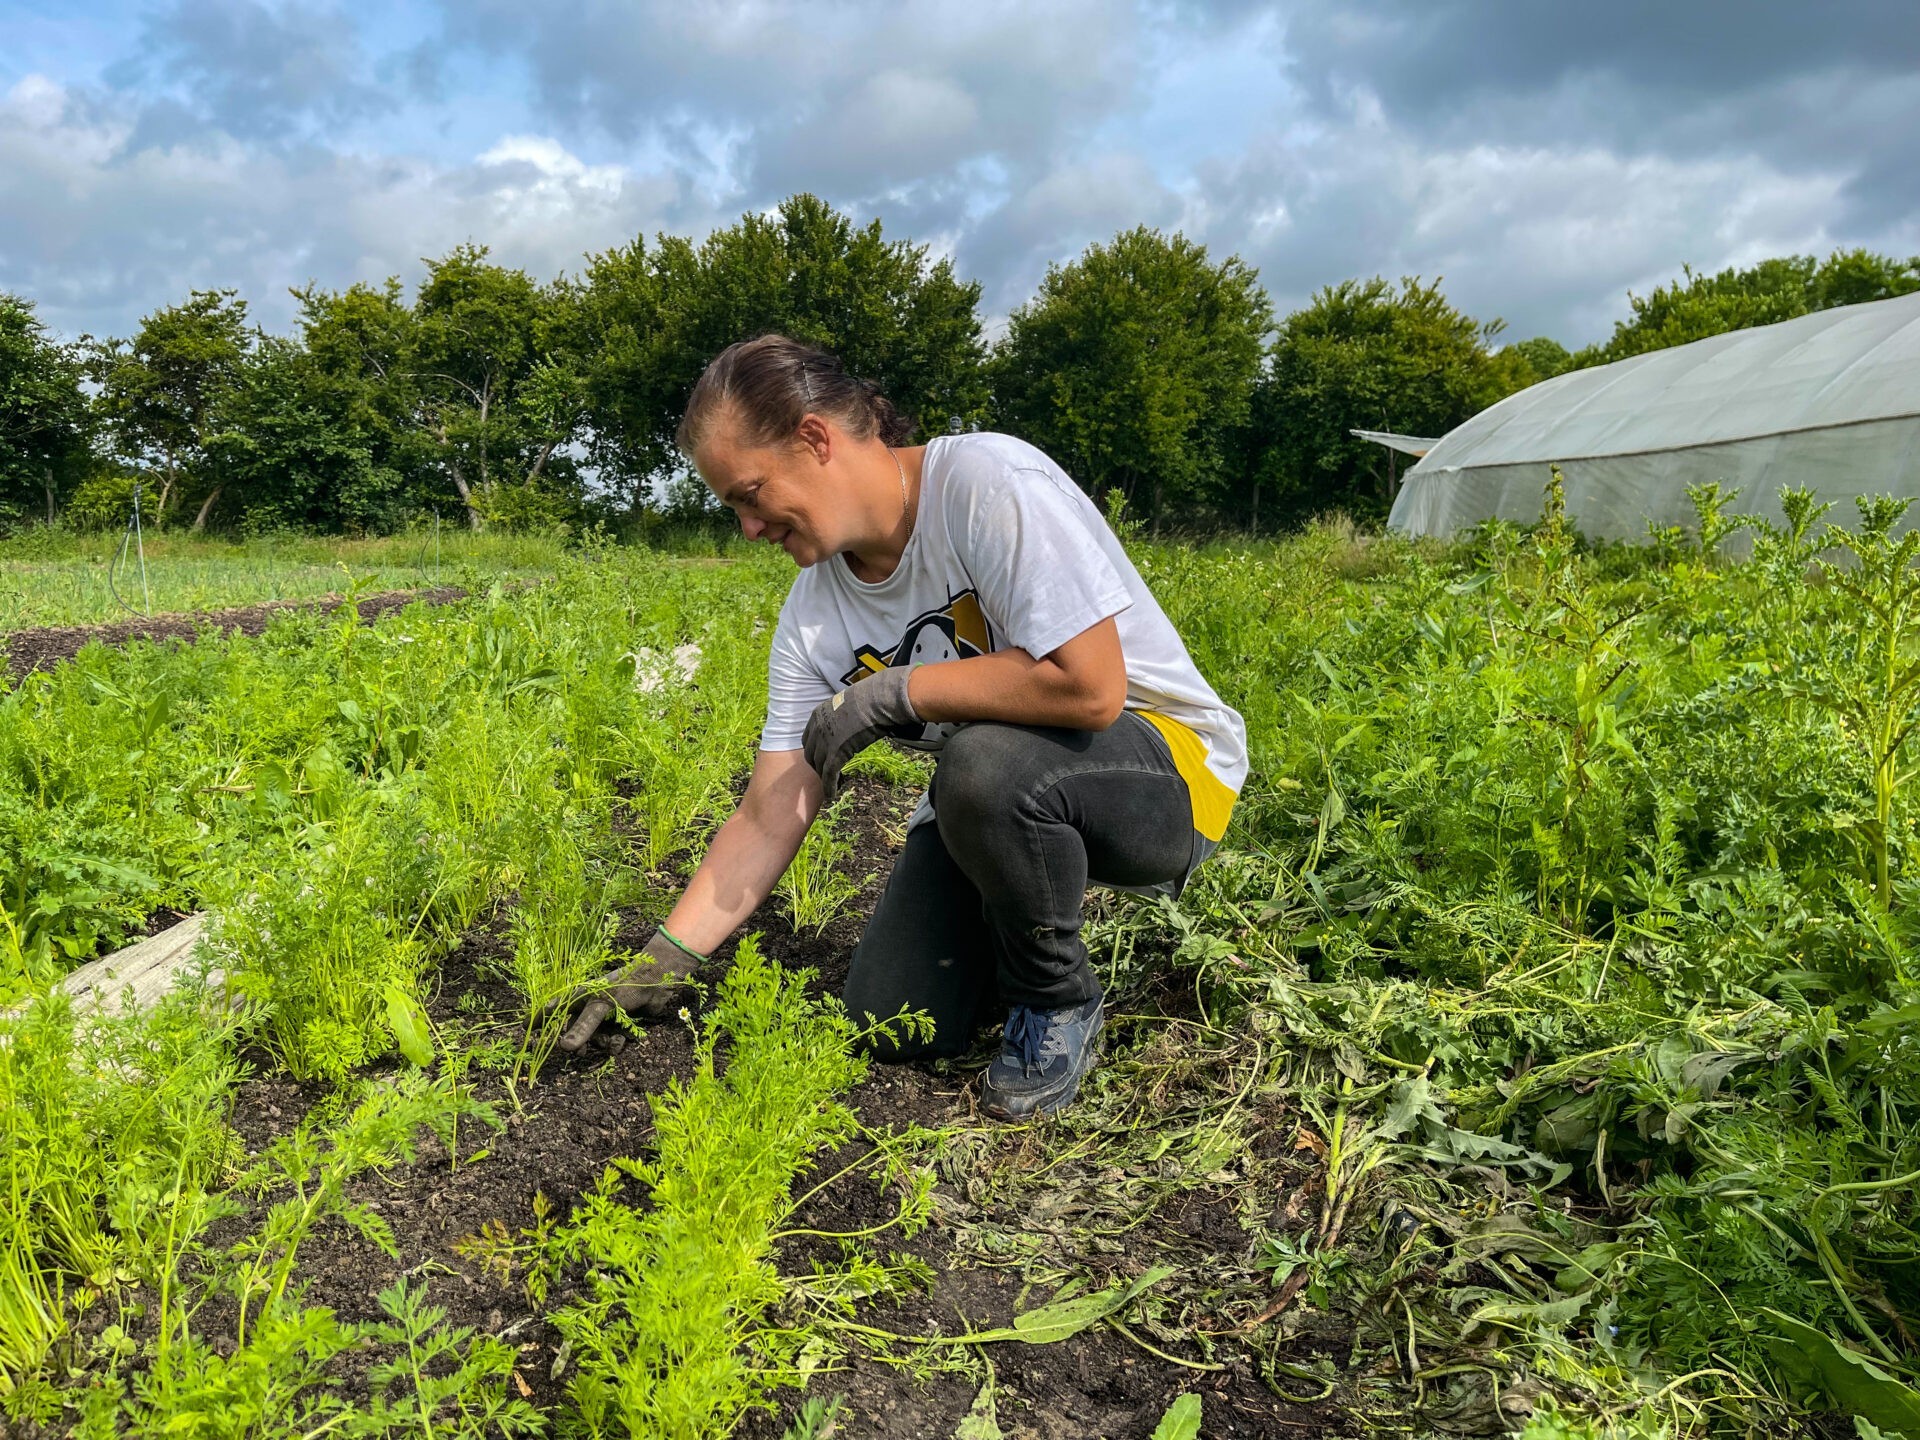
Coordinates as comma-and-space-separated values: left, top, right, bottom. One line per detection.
802, 666, 919, 800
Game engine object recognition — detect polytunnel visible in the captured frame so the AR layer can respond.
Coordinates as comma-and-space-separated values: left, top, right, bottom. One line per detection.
1387, 290, 1920, 542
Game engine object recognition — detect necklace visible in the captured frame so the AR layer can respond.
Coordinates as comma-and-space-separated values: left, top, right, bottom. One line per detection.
891, 447, 913, 529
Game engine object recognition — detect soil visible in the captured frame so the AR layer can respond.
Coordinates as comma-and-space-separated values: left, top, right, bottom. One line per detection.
65, 773, 1349, 1438
0, 586, 468, 680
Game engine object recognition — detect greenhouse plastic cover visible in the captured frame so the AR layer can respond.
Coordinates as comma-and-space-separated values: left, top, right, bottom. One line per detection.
1388, 290, 1920, 541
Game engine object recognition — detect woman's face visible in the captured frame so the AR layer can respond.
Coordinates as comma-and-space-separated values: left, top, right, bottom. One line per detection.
693, 412, 848, 567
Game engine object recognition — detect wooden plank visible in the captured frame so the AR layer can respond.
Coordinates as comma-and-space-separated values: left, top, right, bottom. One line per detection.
55, 912, 212, 1018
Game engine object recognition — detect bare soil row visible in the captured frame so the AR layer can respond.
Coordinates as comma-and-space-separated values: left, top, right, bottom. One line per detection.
1, 587, 468, 679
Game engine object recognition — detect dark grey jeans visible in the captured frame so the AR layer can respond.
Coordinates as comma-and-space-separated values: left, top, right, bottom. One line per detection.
843, 713, 1196, 1060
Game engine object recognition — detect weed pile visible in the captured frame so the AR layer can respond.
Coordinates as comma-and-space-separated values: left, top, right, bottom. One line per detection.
1101, 485, 1920, 1435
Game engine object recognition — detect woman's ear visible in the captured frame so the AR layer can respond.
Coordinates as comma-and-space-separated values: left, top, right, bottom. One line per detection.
795, 413, 833, 465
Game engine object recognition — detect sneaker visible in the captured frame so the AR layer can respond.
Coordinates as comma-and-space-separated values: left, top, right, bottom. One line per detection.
980, 994, 1104, 1120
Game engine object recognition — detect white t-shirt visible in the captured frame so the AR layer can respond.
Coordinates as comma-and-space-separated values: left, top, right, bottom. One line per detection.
760, 432, 1247, 840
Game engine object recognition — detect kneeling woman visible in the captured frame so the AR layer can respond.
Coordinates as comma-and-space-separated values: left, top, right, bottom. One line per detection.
555, 336, 1246, 1119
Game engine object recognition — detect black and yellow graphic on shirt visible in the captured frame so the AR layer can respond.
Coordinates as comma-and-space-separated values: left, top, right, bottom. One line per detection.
840, 587, 1234, 841
840, 590, 992, 687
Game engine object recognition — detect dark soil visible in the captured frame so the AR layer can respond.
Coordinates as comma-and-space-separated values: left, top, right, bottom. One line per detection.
0, 586, 467, 679
156, 774, 1346, 1437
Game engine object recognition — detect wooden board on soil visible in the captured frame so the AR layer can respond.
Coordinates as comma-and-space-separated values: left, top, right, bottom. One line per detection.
52, 911, 211, 1017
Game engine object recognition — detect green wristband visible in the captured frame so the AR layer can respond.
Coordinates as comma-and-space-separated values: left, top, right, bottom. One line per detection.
656, 923, 707, 962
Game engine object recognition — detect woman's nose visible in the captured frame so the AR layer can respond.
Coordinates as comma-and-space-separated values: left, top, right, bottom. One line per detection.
739, 513, 766, 541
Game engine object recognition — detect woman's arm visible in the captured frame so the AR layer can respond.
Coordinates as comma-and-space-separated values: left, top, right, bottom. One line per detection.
663, 746, 823, 953
906, 616, 1127, 731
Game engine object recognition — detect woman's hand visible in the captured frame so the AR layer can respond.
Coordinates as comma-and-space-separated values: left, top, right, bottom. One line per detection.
547, 929, 702, 1052
535, 750, 821, 1052
802, 665, 920, 801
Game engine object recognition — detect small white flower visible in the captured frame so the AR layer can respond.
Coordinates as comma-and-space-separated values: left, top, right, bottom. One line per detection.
677, 1007, 692, 1023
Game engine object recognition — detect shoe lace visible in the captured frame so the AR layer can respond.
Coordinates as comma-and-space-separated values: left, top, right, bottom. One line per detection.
1003, 1005, 1060, 1075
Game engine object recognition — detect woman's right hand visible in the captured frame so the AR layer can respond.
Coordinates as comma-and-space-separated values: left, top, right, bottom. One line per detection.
541, 748, 821, 1053
802, 665, 919, 800
546, 930, 703, 1052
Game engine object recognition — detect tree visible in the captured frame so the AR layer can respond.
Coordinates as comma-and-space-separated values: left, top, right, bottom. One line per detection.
578, 193, 987, 511
1248, 277, 1521, 527
0, 293, 93, 526
202, 337, 395, 532
293, 279, 428, 528
1583, 248, 1920, 365
90, 290, 253, 528
1507, 336, 1574, 385
403, 246, 582, 530
992, 227, 1270, 527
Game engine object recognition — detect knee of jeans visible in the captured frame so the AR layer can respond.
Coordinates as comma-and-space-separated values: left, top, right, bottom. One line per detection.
934, 723, 1028, 838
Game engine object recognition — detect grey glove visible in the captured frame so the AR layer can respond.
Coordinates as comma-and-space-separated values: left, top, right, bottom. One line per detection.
802, 665, 921, 802
548, 930, 703, 1053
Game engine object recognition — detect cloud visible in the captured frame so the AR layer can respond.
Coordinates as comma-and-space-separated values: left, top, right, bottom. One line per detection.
961, 152, 1187, 318
425, 0, 1142, 212
115, 0, 390, 140
1277, 0, 1920, 246
1279, 0, 1920, 120
1188, 91, 1857, 342
0, 75, 692, 338
4, 0, 1919, 352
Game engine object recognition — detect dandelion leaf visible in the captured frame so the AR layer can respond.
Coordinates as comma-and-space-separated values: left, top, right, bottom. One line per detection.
1763, 1309, 1920, 1438
1152, 1394, 1203, 1440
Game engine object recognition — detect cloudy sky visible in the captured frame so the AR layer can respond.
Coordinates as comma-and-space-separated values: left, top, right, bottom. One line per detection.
5, 0, 1918, 348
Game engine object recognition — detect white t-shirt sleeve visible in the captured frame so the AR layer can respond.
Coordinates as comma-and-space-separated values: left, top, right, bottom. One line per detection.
761, 596, 831, 752
956, 466, 1133, 660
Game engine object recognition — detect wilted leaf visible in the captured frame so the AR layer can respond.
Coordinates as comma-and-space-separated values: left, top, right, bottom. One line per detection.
1383, 1074, 1444, 1139
939, 1267, 1176, 1348
1011, 1266, 1175, 1343
954, 1375, 1002, 1440
1464, 1289, 1592, 1332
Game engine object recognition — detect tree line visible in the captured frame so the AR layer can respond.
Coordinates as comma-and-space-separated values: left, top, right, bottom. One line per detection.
3, 191, 1916, 536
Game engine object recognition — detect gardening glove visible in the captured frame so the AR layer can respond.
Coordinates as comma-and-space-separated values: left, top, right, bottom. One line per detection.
802, 665, 920, 803
548, 930, 703, 1053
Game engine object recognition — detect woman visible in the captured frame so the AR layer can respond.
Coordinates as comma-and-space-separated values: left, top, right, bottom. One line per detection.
554, 335, 1246, 1120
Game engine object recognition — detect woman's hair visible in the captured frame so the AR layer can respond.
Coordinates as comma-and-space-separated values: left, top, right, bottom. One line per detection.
676, 334, 914, 455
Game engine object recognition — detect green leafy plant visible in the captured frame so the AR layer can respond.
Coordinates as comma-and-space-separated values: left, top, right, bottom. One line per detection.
1798, 494, 1920, 910
551, 938, 866, 1438
776, 797, 866, 936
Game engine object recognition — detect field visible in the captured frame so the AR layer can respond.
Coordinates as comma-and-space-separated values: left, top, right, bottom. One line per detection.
0, 528, 569, 632
6, 485, 1920, 1439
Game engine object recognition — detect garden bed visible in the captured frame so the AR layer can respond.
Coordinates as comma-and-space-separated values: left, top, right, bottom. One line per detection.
61, 774, 1333, 1438
0, 586, 467, 678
